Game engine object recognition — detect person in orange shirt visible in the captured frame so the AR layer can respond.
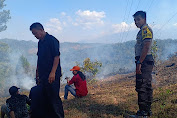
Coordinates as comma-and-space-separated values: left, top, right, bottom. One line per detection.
64, 66, 88, 99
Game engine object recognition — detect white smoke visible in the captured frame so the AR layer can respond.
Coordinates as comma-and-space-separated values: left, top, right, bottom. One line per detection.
2, 51, 36, 96
8, 76, 35, 91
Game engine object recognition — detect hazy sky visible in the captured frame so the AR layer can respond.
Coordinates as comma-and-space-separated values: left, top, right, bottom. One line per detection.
0, 0, 177, 43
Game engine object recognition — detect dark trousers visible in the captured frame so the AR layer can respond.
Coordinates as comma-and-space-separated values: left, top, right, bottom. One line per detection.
39, 75, 64, 118
136, 61, 153, 111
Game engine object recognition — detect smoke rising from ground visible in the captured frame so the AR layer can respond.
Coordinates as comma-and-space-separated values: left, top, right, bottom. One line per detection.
1, 49, 36, 97
9, 51, 35, 88
1, 39, 177, 96
163, 43, 177, 59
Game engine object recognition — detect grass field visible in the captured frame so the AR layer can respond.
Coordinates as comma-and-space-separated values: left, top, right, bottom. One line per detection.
61, 75, 177, 118
0, 76, 177, 118
1, 56, 177, 118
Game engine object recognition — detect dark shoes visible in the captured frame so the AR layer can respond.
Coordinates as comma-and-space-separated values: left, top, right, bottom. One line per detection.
136, 110, 152, 116
129, 110, 152, 118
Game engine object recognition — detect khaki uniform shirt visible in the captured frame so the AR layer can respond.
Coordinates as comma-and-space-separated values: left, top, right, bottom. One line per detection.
135, 24, 153, 57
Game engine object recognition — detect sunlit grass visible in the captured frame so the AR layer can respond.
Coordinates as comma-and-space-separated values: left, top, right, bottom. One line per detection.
1, 71, 177, 118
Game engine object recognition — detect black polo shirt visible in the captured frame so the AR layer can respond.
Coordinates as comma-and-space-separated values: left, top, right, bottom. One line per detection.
37, 33, 61, 78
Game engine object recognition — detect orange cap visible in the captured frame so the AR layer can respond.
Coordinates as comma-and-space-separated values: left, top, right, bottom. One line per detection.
70, 66, 80, 71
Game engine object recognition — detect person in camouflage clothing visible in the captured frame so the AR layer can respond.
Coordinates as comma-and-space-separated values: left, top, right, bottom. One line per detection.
1, 86, 31, 118
130, 11, 154, 118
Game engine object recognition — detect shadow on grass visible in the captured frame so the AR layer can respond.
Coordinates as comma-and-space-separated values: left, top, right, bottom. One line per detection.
63, 94, 135, 118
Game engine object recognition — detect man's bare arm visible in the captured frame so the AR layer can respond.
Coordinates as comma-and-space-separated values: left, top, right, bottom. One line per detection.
139, 41, 151, 63
136, 41, 151, 74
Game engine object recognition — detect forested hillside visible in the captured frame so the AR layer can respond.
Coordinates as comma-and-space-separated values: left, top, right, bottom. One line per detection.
0, 38, 177, 96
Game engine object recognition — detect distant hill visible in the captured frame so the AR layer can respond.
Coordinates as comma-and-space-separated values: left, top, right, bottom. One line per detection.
0, 51, 176, 118
0, 39, 135, 78
0, 39, 177, 117
1, 38, 177, 78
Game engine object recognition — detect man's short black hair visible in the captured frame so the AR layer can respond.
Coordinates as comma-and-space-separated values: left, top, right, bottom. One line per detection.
133, 11, 146, 19
30, 22, 44, 31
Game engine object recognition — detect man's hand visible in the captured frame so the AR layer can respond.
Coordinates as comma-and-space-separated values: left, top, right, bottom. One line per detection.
65, 77, 70, 84
49, 56, 59, 84
9, 111, 15, 118
136, 64, 142, 74
48, 72, 55, 84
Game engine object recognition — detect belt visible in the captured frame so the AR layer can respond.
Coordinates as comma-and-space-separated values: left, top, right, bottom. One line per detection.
135, 54, 154, 61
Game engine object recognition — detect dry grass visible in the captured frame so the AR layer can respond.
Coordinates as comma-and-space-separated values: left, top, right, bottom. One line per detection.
1, 56, 177, 118
61, 77, 177, 118
61, 78, 136, 118
0, 78, 177, 118
61, 56, 177, 118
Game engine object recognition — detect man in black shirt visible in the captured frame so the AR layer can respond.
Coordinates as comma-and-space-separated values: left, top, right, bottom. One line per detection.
1, 86, 31, 118
30, 22, 64, 118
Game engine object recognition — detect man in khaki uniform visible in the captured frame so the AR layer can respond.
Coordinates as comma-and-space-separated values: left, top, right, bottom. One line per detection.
131, 11, 154, 117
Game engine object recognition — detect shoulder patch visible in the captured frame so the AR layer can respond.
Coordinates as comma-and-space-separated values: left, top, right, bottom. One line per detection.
142, 26, 152, 40
143, 26, 148, 30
